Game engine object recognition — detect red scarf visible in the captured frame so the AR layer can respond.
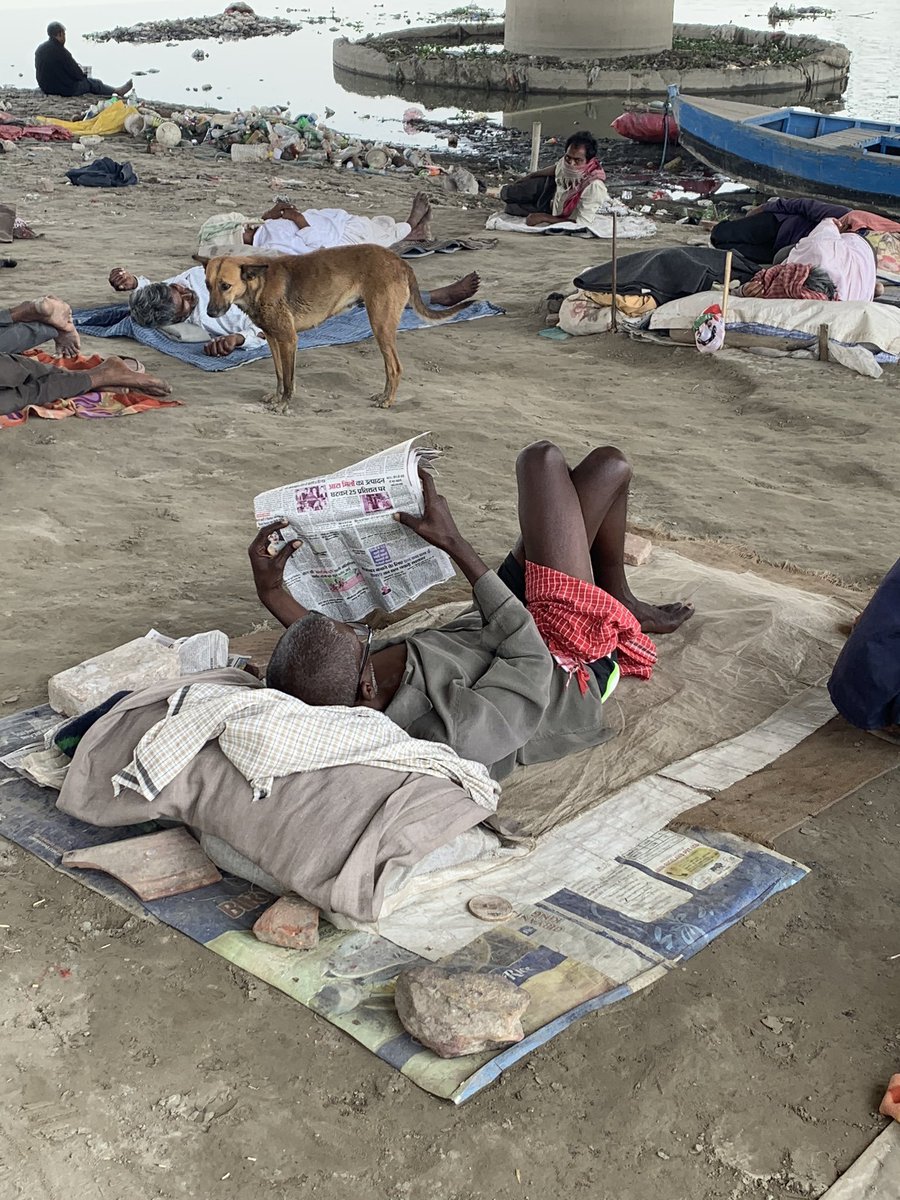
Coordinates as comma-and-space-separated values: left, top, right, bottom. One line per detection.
560, 159, 607, 221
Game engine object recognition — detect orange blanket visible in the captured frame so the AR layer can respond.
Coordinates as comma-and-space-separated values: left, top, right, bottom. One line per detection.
0, 350, 181, 429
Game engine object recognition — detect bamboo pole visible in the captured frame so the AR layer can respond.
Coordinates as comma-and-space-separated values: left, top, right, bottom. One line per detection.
610, 212, 619, 332
721, 250, 733, 325
529, 121, 541, 173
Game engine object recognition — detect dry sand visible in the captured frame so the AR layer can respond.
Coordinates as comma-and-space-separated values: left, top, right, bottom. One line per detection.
1, 94, 898, 1199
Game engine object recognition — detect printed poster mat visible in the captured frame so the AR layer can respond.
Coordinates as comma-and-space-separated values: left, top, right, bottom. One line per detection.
0, 705, 806, 1103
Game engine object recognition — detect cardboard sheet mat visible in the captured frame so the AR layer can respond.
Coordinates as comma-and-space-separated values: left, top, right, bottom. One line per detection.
0, 549, 856, 1102
821, 1125, 900, 1199
386, 547, 850, 839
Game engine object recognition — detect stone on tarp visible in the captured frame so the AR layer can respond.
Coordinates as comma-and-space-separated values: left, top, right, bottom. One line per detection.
624, 532, 652, 566
61, 828, 222, 900
394, 966, 530, 1058
252, 895, 319, 949
48, 637, 182, 716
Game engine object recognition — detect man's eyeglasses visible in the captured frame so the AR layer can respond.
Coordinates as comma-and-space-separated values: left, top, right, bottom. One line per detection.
349, 621, 373, 695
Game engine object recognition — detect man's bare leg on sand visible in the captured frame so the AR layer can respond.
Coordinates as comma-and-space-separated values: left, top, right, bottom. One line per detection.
403, 192, 433, 242
510, 441, 694, 635
88, 357, 171, 397
427, 272, 480, 307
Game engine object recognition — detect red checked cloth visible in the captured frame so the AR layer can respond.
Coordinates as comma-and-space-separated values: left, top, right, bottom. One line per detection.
742, 262, 833, 301
525, 561, 657, 693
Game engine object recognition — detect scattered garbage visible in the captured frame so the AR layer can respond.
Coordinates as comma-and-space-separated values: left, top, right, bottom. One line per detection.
86, 12, 301, 44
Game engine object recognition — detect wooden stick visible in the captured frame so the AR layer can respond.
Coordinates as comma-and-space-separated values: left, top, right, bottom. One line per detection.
610, 212, 618, 332
529, 121, 542, 173
721, 249, 733, 324
818, 323, 830, 361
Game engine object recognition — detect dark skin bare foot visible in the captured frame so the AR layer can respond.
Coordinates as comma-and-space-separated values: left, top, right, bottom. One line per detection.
428, 272, 480, 307
11, 295, 75, 334
87, 356, 171, 397
406, 191, 431, 230
624, 598, 694, 636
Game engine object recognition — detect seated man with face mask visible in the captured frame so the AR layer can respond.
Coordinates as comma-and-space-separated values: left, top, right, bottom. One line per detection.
249, 441, 694, 781
500, 131, 609, 228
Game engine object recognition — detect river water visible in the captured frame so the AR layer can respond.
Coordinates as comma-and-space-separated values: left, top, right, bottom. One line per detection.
0, 0, 894, 146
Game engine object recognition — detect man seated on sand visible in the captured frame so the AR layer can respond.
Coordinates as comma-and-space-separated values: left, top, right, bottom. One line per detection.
111, 264, 481, 358
198, 193, 434, 258
35, 22, 132, 98
0, 296, 169, 416
742, 217, 879, 303
500, 131, 608, 229
248, 441, 693, 780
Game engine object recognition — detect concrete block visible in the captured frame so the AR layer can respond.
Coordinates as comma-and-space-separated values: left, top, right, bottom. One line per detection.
48, 638, 182, 717
252, 896, 319, 950
624, 533, 652, 567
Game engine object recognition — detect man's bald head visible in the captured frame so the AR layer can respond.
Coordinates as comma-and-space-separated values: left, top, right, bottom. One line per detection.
266, 613, 362, 707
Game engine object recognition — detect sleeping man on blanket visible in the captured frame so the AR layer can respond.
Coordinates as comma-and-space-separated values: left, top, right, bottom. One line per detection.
108, 264, 481, 358
250, 441, 694, 780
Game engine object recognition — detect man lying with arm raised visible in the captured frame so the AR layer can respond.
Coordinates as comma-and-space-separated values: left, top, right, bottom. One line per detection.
250, 441, 693, 780
110, 264, 481, 359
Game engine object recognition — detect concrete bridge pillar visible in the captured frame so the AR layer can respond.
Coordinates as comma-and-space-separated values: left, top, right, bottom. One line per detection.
504, 0, 675, 58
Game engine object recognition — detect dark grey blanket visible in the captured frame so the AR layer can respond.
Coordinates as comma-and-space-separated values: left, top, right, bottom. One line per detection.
574, 246, 758, 305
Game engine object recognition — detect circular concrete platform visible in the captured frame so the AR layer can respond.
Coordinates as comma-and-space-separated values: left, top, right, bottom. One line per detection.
333, 21, 851, 99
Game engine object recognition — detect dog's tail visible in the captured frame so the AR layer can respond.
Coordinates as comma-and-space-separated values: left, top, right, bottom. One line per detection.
405, 266, 478, 321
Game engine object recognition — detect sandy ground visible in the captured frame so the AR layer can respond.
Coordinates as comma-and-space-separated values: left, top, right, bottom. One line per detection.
1, 94, 899, 1198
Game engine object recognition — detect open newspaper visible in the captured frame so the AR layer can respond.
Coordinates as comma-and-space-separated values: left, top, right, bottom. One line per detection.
253, 435, 455, 622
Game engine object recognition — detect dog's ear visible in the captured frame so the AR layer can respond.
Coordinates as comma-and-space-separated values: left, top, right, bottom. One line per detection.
192, 254, 210, 266
240, 263, 269, 281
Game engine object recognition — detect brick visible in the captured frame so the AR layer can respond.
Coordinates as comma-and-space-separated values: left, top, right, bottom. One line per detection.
48, 638, 182, 717
624, 532, 652, 567
252, 896, 319, 950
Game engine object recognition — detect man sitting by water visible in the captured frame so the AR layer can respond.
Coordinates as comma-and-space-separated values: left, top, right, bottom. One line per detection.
198, 193, 435, 258
248, 441, 693, 780
500, 131, 609, 229
112, 265, 481, 357
35, 22, 132, 98
0, 295, 169, 415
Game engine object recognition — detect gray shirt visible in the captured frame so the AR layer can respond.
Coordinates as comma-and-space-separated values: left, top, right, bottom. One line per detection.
381, 570, 615, 780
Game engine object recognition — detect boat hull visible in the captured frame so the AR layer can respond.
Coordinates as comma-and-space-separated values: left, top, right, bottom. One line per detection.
673, 94, 900, 219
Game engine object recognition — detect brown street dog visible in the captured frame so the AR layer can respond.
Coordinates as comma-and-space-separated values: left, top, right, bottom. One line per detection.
197, 245, 476, 412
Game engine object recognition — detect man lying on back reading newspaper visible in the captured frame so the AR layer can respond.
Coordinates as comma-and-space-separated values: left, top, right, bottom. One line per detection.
250, 439, 694, 782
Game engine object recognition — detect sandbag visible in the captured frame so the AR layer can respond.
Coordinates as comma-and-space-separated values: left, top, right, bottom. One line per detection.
611, 112, 679, 145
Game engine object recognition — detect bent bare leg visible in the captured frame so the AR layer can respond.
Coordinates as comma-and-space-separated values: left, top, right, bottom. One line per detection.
511, 441, 693, 634
428, 272, 480, 306
510, 441, 596, 583
570, 446, 693, 634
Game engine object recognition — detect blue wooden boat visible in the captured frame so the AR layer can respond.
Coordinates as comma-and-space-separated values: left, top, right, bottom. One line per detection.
669, 88, 900, 217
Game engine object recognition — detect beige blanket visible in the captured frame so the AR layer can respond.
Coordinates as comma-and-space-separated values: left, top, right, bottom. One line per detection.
55, 669, 493, 922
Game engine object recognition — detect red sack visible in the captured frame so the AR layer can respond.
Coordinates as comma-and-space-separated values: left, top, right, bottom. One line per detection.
611, 112, 679, 145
